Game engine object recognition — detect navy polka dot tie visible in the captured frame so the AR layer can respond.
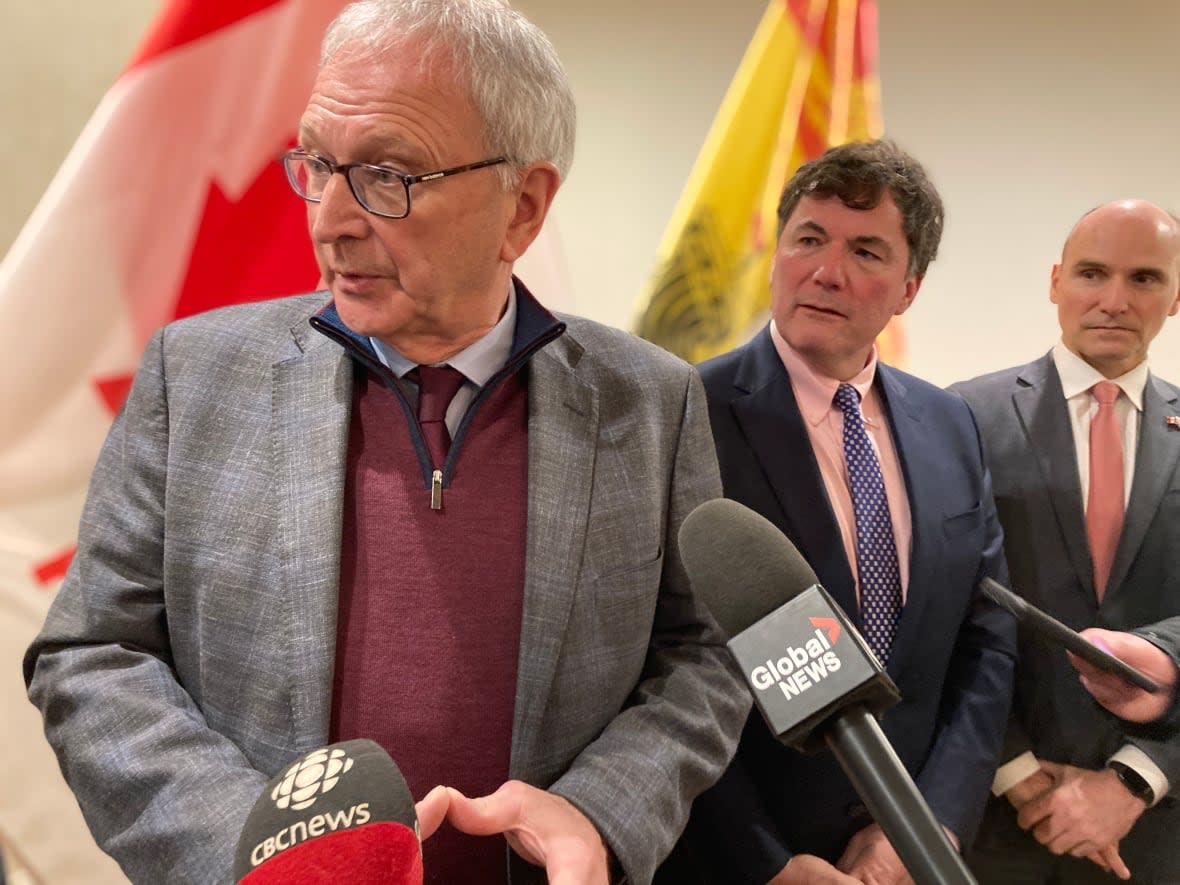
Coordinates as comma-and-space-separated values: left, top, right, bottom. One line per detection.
833, 383, 901, 663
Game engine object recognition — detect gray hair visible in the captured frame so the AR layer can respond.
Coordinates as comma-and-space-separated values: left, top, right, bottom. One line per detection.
321, 0, 576, 190
776, 139, 944, 279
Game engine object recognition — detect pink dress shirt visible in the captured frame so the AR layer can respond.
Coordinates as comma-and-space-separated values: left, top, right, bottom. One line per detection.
770, 322, 913, 604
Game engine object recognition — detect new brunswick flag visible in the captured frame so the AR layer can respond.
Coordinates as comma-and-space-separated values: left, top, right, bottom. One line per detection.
634, 0, 904, 365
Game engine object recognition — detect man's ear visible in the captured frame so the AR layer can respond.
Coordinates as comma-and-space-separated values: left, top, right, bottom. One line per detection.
894, 274, 923, 316
1049, 263, 1063, 305
501, 162, 561, 263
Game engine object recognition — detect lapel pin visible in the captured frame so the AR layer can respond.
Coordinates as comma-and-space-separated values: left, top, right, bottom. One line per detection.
1167, 415, 1180, 430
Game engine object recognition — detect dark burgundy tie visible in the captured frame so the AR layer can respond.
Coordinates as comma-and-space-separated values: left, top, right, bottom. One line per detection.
412, 365, 466, 468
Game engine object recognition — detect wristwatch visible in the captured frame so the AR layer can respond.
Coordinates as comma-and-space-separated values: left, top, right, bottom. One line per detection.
1108, 760, 1154, 805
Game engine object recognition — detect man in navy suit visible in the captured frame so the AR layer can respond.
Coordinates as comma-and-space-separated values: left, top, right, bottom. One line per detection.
664, 140, 1017, 885
954, 201, 1180, 884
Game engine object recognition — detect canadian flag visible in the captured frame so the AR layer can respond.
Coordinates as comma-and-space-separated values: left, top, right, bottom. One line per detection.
0, 1, 570, 880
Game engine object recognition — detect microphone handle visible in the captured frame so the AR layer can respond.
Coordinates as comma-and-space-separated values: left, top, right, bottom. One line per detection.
825, 705, 977, 885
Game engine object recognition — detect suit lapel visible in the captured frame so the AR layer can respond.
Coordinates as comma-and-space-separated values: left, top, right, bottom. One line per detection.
872, 367, 928, 678
272, 317, 353, 752
511, 333, 598, 776
1012, 355, 1094, 597
1107, 375, 1180, 597
730, 331, 859, 620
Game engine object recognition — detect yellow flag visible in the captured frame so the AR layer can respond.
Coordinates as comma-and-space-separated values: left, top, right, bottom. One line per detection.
634, 0, 904, 365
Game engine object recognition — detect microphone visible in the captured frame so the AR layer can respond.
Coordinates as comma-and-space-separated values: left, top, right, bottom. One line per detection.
681, 498, 975, 885
233, 739, 423, 884
979, 577, 1161, 693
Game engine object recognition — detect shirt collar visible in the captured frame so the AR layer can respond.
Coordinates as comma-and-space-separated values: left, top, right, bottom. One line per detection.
370, 284, 518, 385
770, 321, 879, 426
1051, 340, 1148, 412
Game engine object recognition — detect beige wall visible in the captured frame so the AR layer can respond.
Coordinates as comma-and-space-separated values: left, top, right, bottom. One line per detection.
4, 0, 1179, 384
0, 0, 161, 254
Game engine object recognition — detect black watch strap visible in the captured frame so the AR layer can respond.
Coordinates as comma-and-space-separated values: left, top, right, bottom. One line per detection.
1108, 760, 1154, 805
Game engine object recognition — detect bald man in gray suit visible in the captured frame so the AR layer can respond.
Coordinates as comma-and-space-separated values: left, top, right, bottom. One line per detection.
953, 200, 1180, 884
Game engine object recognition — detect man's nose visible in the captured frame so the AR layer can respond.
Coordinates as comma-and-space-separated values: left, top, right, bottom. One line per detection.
810, 249, 847, 289
310, 173, 370, 244
1096, 279, 1131, 315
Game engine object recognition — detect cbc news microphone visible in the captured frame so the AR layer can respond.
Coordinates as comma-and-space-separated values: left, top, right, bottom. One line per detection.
681, 498, 976, 885
233, 739, 423, 884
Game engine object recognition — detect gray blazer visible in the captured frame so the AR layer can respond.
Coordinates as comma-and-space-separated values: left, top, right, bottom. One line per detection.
953, 351, 1180, 881
1135, 617, 1180, 731
25, 293, 749, 885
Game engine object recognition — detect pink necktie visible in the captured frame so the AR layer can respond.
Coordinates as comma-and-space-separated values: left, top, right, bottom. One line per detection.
1087, 380, 1124, 601
412, 365, 466, 468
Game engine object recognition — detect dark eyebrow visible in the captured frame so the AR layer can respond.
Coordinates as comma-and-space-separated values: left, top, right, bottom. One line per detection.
790, 220, 894, 257
793, 220, 828, 237
1072, 259, 1168, 281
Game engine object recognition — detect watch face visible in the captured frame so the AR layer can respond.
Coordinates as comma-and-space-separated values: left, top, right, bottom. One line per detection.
1110, 762, 1153, 803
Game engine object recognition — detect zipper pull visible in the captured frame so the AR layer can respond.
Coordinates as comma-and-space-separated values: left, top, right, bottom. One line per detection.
431, 469, 443, 510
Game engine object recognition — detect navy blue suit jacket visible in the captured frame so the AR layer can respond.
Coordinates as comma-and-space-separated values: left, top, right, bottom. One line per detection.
676, 328, 1017, 884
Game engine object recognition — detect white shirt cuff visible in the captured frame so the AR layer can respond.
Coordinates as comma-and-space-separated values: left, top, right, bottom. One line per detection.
1110, 745, 1170, 807
992, 751, 1040, 796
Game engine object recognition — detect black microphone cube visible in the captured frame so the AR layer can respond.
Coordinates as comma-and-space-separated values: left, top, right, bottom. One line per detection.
727, 584, 901, 752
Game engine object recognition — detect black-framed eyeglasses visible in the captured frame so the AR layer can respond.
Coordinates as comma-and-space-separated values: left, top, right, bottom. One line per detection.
281, 148, 507, 219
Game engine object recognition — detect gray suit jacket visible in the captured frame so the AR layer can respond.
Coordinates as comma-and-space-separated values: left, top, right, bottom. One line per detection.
25, 293, 749, 885
953, 352, 1180, 880
1132, 617, 1180, 732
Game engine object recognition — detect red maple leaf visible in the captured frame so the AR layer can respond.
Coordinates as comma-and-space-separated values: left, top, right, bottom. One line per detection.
33, 547, 76, 588
94, 374, 136, 416
35, 155, 318, 589
172, 157, 321, 320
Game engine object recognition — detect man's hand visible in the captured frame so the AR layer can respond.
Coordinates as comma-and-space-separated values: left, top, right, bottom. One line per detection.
1017, 762, 1140, 880
1003, 766, 1057, 812
1073, 628, 1178, 723
1002, 765, 1128, 876
415, 784, 452, 840
426, 780, 611, 885
832, 823, 912, 885
768, 854, 861, 884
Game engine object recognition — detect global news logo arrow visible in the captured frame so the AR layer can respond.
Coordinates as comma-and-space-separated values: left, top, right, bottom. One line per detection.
810, 617, 841, 644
